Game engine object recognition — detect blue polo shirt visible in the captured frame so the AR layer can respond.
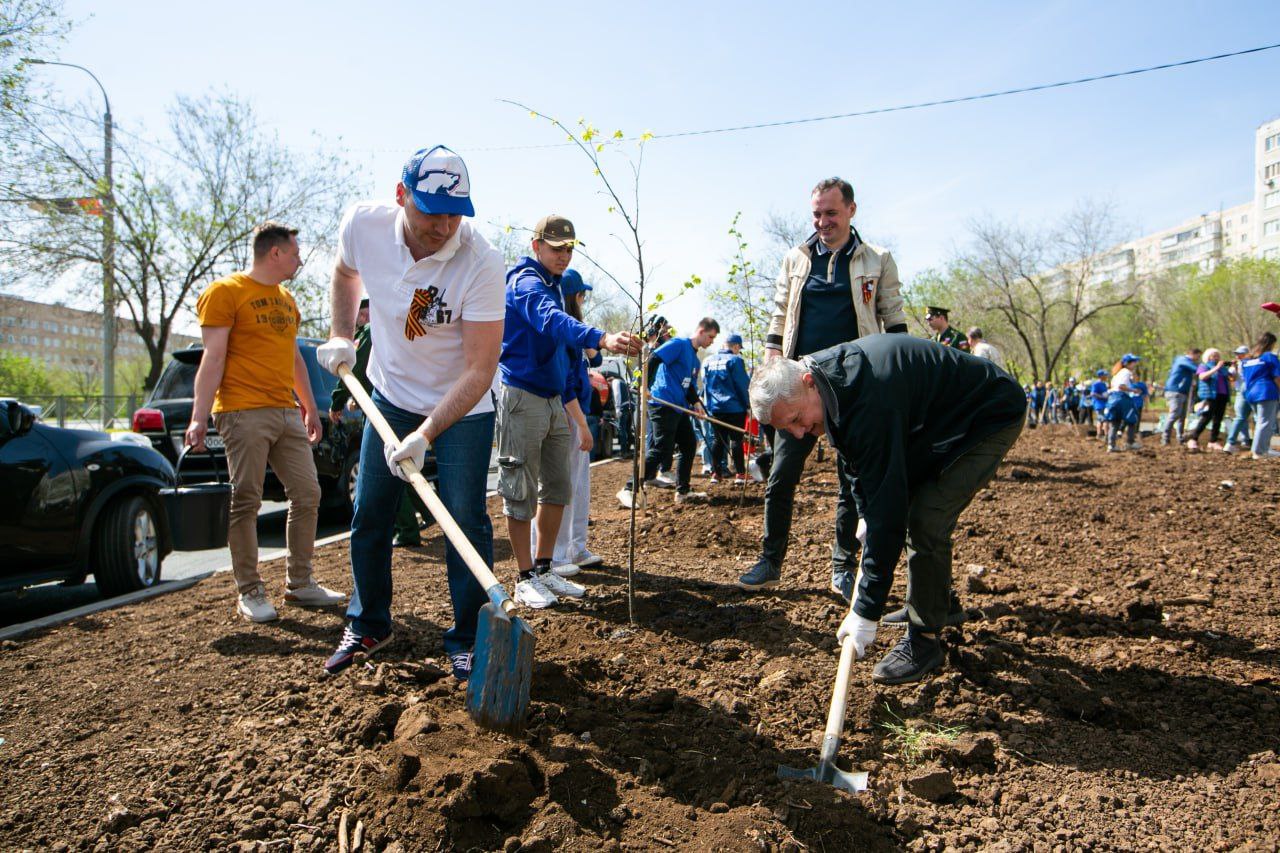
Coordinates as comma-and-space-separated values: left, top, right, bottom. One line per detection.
650, 337, 699, 408
1241, 352, 1280, 403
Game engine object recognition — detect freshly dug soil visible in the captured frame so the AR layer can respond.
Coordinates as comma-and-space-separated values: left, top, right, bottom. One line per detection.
2, 429, 1278, 852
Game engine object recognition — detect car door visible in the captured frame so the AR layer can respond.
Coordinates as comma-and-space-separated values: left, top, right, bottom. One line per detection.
0, 423, 80, 573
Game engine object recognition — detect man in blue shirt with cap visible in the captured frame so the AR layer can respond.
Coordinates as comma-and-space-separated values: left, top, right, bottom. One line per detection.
1161, 346, 1202, 445
496, 215, 640, 610
703, 332, 752, 481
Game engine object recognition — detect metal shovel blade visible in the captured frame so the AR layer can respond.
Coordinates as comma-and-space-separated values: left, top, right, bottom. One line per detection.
465, 602, 534, 732
777, 762, 869, 793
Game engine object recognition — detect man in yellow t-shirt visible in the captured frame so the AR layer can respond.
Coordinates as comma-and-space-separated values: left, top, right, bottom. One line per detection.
186, 222, 346, 623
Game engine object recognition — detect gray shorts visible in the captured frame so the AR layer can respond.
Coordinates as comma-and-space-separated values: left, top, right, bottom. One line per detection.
495, 384, 572, 520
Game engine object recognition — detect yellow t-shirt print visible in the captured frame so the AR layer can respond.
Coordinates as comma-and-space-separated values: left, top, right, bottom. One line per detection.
196, 272, 301, 413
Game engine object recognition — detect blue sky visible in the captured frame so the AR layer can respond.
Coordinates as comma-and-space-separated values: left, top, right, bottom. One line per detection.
43, 0, 1280, 333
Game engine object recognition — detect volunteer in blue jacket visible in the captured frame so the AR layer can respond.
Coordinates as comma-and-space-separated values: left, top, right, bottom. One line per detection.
497, 215, 640, 610
703, 332, 752, 481
536, 269, 607, 573
1160, 346, 1202, 445
617, 317, 721, 508
1223, 346, 1255, 453
1089, 370, 1109, 441
1239, 331, 1280, 460
1103, 354, 1141, 452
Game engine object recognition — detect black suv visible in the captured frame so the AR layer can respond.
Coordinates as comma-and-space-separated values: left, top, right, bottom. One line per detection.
0, 398, 176, 597
132, 339, 435, 515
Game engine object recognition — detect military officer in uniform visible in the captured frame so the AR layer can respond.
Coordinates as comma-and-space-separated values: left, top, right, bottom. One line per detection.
925, 307, 968, 351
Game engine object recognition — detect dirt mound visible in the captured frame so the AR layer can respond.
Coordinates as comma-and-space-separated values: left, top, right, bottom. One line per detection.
1, 429, 1278, 850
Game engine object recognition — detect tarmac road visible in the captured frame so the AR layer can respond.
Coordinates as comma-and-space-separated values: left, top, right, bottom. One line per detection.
0, 502, 354, 631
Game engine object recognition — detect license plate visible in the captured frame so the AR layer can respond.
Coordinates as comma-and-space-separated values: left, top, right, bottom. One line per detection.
204, 434, 224, 450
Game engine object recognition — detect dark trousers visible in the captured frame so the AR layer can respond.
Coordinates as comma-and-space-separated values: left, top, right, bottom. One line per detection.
897, 419, 1023, 630
761, 430, 859, 573
630, 404, 696, 493
1189, 396, 1229, 443
709, 410, 747, 476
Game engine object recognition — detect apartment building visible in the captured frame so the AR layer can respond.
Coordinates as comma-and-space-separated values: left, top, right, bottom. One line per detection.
1087, 116, 1279, 285
0, 293, 199, 370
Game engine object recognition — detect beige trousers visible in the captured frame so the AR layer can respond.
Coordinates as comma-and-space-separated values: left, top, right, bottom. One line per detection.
212, 407, 321, 594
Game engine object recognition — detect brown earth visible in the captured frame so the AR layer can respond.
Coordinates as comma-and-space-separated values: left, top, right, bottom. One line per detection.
2, 428, 1279, 852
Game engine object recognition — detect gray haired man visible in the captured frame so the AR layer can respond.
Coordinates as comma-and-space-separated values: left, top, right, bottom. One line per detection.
748, 334, 1024, 684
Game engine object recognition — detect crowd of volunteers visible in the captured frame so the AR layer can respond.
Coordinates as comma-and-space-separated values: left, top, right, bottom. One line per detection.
184, 147, 1280, 687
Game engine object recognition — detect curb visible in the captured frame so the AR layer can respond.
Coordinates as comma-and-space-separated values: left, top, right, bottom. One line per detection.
2, 459, 626, 640
0, 574, 212, 641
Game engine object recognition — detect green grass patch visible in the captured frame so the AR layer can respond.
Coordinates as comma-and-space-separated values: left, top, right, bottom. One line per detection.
878, 704, 966, 765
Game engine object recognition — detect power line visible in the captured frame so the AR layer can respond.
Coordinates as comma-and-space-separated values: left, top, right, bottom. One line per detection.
366, 40, 1279, 155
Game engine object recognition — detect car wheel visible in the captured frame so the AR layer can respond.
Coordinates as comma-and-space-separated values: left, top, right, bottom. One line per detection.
95, 495, 163, 597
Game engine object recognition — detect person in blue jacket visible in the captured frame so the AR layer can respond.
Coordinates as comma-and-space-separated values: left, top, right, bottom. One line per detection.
1129, 376, 1149, 429
1062, 379, 1081, 423
1103, 354, 1141, 452
1089, 370, 1109, 441
1239, 331, 1280, 459
497, 215, 640, 609
1160, 346, 1202, 445
703, 332, 752, 481
617, 317, 721, 507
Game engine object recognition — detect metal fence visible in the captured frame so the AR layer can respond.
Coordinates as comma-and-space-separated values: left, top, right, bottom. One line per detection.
20, 395, 141, 430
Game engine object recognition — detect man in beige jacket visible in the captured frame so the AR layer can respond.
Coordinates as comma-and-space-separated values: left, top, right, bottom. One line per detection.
736, 177, 908, 598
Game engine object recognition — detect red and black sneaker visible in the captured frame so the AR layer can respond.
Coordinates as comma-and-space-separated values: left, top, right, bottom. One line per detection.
323, 625, 392, 675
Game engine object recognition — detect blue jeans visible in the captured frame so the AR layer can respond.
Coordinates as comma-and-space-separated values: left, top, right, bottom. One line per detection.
346, 390, 494, 655
1252, 398, 1278, 456
1226, 396, 1253, 446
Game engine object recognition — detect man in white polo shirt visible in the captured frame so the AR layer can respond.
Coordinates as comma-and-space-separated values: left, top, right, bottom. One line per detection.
316, 145, 505, 682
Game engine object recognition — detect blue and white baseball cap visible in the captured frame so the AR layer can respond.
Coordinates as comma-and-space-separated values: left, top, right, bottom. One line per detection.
401, 145, 474, 217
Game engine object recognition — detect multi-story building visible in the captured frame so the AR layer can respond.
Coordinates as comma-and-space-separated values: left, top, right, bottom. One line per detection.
1257, 117, 1280, 261
0, 293, 199, 374
1086, 117, 1278, 285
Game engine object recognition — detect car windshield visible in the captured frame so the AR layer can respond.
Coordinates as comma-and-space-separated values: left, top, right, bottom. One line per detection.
150, 359, 197, 400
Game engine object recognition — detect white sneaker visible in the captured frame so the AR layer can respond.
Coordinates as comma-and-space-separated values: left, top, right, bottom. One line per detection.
551, 561, 580, 577
651, 472, 677, 490
1222, 443, 1237, 453
237, 584, 278, 623
538, 571, 586, 599
574, 550, 604, 568
617, 487, 646, 509
1252, 450, 1280, 460
675, 490, 709, 505
515, 576, 558, 609
283, 580, 348, 607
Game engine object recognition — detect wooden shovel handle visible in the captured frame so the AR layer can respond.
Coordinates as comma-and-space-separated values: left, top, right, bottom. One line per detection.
336, 363, 515, 614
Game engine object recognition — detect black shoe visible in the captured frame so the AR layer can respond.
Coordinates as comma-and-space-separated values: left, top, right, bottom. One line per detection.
881, 592, 967, 626
736, 558, 780, 590
393, 532, 422, 548
872, 629, 944, 685
324, 625, 393, 675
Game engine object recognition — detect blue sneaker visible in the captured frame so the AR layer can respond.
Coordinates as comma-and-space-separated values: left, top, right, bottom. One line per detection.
830, 567, 854, 603
324, 625, 393, 675
449, 651, 473, 682
736, 558, 780, 590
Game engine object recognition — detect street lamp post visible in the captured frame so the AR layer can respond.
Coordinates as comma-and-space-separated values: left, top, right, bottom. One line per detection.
25, 59, 116, 423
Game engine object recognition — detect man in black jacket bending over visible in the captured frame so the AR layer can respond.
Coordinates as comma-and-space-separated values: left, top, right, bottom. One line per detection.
748, 334, 1025, 683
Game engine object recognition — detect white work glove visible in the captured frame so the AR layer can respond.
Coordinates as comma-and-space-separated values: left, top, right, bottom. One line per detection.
384, 432, 428, 481
856, 518, 867, 547
837, 612, 879, 660
316, 337, 357, 375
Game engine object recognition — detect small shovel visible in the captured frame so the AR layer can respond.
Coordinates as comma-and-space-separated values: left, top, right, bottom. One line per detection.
777, 599, 869, 793
337, 364, 533, 732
